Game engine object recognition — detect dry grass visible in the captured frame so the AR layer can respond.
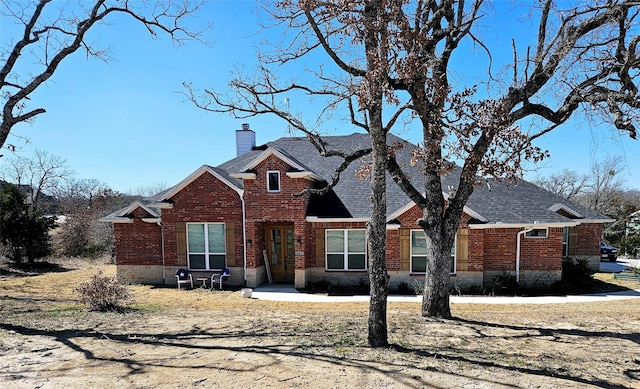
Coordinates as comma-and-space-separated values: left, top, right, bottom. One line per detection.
1, 258, 640, 388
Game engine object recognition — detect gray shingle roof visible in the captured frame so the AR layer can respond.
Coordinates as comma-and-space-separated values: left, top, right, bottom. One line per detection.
142, 132, 610, 226
220, 133, 610, 224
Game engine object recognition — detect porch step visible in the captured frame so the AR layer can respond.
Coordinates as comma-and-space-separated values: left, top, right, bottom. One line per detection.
614, 272, 640, 281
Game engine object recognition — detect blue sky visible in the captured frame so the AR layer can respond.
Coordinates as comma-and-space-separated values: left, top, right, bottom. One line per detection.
1, 0, 638, 193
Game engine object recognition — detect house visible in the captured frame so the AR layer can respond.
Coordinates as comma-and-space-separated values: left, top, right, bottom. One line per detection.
100, 124, 613, 290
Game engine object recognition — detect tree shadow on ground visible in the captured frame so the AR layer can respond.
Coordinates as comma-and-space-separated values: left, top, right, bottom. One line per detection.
0, 259, 72, 278
451, 316, 640, 347
385, 315, 640, 389
0, 317, 633, 389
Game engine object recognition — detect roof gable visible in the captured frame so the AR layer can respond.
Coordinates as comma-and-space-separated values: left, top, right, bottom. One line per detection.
231, 146, 322, 181
152, 165, 243, 202
387, 192, 488, 224
98, 201, 159, 223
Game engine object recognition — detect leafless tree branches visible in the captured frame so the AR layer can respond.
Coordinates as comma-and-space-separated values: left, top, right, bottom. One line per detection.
0, 0, 208, 151
184, 0, 640, 320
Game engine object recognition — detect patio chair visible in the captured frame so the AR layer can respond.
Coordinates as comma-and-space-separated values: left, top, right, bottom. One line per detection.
211, 268, 230, 290
175, 268, 193, 289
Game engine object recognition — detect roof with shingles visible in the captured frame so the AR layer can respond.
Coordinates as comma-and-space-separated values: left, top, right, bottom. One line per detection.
139, 132, 610, 226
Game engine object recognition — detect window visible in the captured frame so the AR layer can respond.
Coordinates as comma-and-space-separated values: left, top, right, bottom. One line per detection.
267, 171, 280, 192
562, 227, 569, 258
410, 230, 456, 274
187, 223, 226, 270
525, 228, 547, 238
326, 229, 366, 270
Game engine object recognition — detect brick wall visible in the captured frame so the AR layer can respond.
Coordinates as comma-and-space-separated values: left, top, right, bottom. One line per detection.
519, 227, 563, 271
467, 228, 484, 271
386, 228, 400, 270
479, 228, 517, 271
243, 155, 313, 270
479, 227, 563, 272
572, 223, 602, 257
113, 207, 162, 266
161, 171, 244, 268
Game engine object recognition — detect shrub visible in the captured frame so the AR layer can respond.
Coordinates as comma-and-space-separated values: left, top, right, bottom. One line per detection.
0, 184, 55, 264
621, 234, 640, 258
397, 281, 410, 294
358, 277, 370, 290
311, 279, 331, 292
562, 257, 595, 288
491, 274, 519, 295
75, 271, 132, 311
411, 279, 424, 295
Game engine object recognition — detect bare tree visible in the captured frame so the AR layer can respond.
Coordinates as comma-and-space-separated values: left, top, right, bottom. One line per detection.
0, 149, 73, 210
185, 0, 640, 344
534, 156, 627, 211
52, 177, 136, 258
53, 178, 110, 212
127, 181, 169, 198
584, 155, 627, 214
535, 169, 589, 200
0, 0, 207, 151
185, 1, 398, 347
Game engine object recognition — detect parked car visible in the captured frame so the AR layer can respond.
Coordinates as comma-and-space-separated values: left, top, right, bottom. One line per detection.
600, 243, 618, 262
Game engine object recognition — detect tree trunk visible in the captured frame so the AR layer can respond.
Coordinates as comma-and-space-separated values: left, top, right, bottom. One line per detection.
418, 170, 455, 318
367, 118, 389, 347
421, 230, 452, 318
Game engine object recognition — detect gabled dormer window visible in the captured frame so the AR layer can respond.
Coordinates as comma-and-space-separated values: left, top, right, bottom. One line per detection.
267, 171, 280, 192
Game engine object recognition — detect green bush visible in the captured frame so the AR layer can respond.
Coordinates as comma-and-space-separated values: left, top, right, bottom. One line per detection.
0, 184, 55, 264
620, 235, 640, 258
75, 271, 132, 311
562, 257, 595, 288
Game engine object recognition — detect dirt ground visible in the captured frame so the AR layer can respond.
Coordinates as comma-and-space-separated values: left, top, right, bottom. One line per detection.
1, 259, 640, 389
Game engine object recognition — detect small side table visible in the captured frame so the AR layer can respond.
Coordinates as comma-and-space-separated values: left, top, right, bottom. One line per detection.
196, 277, 208, 288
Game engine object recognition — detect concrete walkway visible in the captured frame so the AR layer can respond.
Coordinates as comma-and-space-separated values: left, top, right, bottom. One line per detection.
250, 284, 640, 304
250, 258, 640, 304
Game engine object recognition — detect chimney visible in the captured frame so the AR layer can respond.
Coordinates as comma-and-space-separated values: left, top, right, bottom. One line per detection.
236, 123, 256, 157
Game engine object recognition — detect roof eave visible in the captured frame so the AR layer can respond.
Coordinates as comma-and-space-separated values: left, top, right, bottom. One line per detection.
306, 216, 369, 223
468, 221, 580, 230
98, 216, 133, 224
286, 171, 322, 181
148, 202, 173, 209
579, 218, 616, 224
230, 172, 257, 180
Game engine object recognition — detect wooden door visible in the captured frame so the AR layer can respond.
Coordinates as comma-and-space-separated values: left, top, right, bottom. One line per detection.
266, 226, 295, 282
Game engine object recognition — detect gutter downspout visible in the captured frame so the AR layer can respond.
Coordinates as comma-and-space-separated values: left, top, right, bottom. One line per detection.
516, 227, 534, 283
158, 220, 165, 285
240, 192, 247, 285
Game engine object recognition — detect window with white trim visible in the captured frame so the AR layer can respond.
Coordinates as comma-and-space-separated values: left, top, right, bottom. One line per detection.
267, 171, 280, 192
187, 223, 226, 270
326, 229, 367, 270
410, 230, 456, 274
525, 228, 547, 238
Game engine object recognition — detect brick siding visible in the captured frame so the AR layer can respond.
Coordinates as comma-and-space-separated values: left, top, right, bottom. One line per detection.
112, 158, 602, 289
113, 207, 162, 266
162, 172, 244, 268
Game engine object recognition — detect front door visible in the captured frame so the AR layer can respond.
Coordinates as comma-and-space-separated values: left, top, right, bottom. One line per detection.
266, 226, 295, 283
